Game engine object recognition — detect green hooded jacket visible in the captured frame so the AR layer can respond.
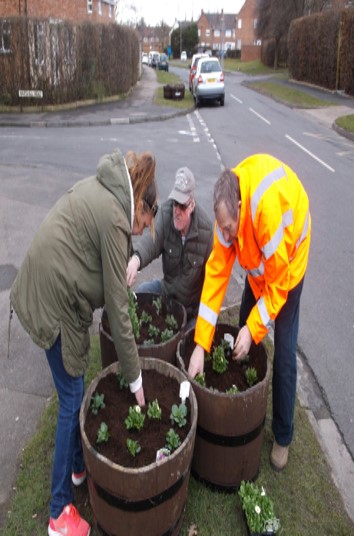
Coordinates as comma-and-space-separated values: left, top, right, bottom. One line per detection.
10, 148, 140, 383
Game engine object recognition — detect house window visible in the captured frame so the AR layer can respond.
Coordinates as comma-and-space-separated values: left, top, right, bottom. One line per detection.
214, 29, 220, 37
87, 0, 93, 14
0, 20, 11, 53
35, 22, 45, 65
237, 38, 241, 49
225, 29, 231, 38
98, 0, 102, 15
109, 5, 112, 17
254, 18, 257, 29
238, 19, 242, 29
198, 29, 201, 37
205, 28, 210, 37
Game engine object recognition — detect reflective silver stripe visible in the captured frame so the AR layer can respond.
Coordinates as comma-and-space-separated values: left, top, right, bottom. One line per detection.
248, 261, 264, 277
296, 210, 309, 249
251, 166, 286, 222
257, 297, 272, 329
262, 208, 293, 260
198, 302, 218, 327
216, 224, 233, 248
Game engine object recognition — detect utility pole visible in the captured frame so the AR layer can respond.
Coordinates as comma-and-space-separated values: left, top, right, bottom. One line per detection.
221, 9, 225, 70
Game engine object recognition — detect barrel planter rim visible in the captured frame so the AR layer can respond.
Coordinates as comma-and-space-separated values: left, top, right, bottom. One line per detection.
80, 357, 198, 475
176, 324, 270, 398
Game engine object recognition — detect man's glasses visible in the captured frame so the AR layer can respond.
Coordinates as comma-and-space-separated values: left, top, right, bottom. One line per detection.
173, 200, 191, 211
144, 198, 158, 217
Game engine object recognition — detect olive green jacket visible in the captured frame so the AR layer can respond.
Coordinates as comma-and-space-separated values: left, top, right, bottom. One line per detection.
10, 149, 140, 383
136, 199, 213, 318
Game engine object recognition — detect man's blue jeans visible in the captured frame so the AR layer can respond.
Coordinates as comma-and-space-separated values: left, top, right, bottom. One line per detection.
45, 336, 85, 518
239, 276, 304, 447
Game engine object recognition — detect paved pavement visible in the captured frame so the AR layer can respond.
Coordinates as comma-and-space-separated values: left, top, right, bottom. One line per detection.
1, 65, 354, 529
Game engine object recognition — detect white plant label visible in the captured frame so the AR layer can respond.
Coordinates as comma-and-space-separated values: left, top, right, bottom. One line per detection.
179, 380, 190, 404
224, 333, 234, 348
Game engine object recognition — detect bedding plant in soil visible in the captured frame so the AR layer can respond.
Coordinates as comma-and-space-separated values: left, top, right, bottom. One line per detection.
84, 368, 191, 468
101, 291, 183, 347
181, 326, 267, 393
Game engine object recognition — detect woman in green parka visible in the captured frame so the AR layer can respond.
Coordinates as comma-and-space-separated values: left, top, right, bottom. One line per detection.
10, 147, 158, 536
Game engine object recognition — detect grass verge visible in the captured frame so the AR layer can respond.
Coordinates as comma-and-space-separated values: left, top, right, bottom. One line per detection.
244, 80, 335, 108
335, 113, 354, 134
2, 305, 354, 535
153, 69, 194, 109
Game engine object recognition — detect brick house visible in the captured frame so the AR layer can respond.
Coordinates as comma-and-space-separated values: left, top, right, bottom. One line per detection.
197, 9, 237, 53
235, 0, 261, 61
137, 24, 171, 54
0, 0, 116, 24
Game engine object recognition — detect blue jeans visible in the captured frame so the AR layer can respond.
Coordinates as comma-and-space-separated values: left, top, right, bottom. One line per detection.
45, 336, 85, 518
239, 277, 304, 447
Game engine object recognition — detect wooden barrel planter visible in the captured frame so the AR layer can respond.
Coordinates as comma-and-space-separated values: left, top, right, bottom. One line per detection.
176, 324, 270, 491
100, 293, 187, 368
80, 357, 198, 536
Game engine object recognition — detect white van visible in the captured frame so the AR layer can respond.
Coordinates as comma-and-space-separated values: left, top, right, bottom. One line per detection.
148, 50, 160, 67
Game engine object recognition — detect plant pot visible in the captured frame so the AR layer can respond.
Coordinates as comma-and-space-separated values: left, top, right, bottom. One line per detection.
176, 324, 270, 490
163, 84, 172, 99
100, 293, 187, 368
79, 357, 198, 536
171, 84, 185, 100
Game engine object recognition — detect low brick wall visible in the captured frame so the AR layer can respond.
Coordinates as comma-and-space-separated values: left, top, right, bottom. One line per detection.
241, 45, 261, 62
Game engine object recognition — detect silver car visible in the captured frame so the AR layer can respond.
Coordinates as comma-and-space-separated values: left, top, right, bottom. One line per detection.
192, 57, 225, 107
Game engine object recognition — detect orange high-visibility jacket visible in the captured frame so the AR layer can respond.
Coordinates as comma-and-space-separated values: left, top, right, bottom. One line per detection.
195, 154, 311, 351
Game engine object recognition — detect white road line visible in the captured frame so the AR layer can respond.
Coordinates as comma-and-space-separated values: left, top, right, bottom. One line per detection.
249, 108, 271, 125
230, 94, 243, 104
186, 114, 200, 143
286, 135, 335, 172
194, 110, 224, 170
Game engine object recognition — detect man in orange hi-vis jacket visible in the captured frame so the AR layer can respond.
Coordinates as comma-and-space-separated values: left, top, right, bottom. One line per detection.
188, 154, 311, 472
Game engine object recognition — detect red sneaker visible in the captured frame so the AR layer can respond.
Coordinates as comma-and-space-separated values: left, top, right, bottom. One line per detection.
72, 469, 86, 486
48, 504, 90, 536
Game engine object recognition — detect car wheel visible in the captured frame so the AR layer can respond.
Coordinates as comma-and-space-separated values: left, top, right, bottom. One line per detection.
196, 96, 201, 108
220, 96, 225, 106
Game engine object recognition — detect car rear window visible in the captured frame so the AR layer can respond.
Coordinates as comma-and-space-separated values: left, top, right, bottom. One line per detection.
200, 61, 221, 73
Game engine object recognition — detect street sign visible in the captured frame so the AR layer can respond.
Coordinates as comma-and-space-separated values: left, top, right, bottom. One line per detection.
18, 90, 43, 98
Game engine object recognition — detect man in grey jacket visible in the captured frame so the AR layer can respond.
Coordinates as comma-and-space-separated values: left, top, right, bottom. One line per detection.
126, 167, 213, 324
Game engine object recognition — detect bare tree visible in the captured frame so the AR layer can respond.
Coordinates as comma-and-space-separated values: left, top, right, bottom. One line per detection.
255, 0, 326, 68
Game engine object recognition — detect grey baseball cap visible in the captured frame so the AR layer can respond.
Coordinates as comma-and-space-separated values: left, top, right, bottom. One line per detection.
168, 167, 195, 204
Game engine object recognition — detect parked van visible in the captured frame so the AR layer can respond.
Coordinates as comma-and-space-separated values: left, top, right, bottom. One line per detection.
148, 51, 160, 68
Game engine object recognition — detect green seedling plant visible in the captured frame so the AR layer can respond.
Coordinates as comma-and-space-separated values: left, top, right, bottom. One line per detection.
161, 328, 174, 342
90, 392, 105, 415
165, 313, 178, 330
140, 310, 152, 326
165, 428, 181, 452
126, 438, 141, 457
245, 366, 258, 387
194, 372, 206, 387
117, 372, 128, 390
96, 422, 110, 444
170, 403, 187, 428
148, 324, 160, 341
143, 338, 155, 346
128, 288, 140, 339
124, 405, 145, 431
212, 344, 228, 374
239, 480, 280, 534
147, 399, 162, 420
152, 296, 162, 315
226, 384, 239, 395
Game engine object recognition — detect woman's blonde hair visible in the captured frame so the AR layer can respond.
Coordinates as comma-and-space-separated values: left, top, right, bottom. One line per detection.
125, 150, 157, 212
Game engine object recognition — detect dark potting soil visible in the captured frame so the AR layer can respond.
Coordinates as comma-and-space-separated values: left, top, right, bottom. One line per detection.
101, 300, 181, 346
84, 369, 191, 468
180, 329, 267, 393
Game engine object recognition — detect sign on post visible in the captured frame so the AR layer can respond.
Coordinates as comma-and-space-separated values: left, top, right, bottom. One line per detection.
18, 89, 43, 98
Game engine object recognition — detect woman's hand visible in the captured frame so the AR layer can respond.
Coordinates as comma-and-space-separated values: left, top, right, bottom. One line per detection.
126, 255, 139, 287
188, 344, 205, 378
233, 325, 252, 360
134, 385, 145, 407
